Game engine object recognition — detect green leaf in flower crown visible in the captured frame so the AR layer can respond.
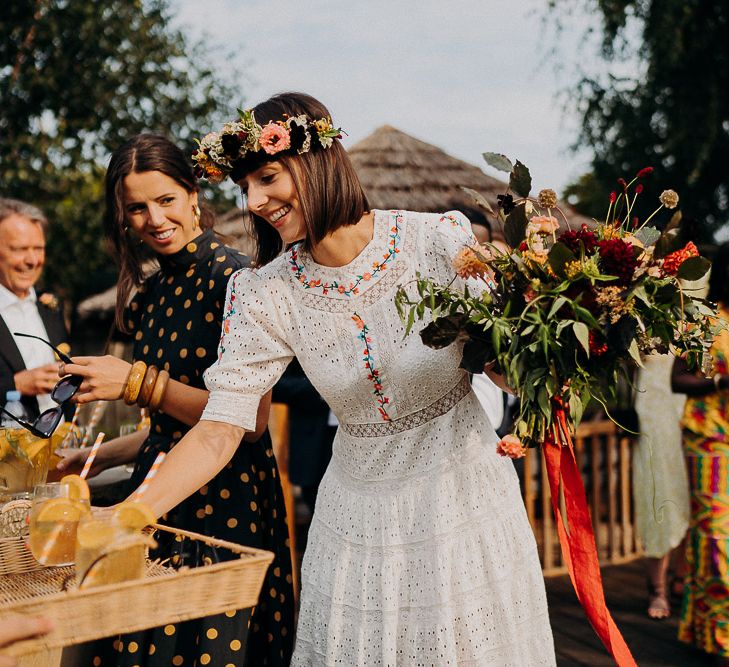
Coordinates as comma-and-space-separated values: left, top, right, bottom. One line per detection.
572, 321, 590, 356
460, 186, 496, 216
504, 202, 529, 248
676, 256, 712, 281
509, 160, 532, 198
419, 313, 466, 349
548, 242, 576, 277
635, 226, 660, 247
482, 152, 514, 173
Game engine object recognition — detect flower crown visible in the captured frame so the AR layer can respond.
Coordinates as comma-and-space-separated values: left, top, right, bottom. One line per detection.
192, 108, 344, 183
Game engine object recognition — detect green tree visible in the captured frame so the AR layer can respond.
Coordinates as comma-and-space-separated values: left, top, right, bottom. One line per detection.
1, 0, 242, 310
553, 1, 729, 240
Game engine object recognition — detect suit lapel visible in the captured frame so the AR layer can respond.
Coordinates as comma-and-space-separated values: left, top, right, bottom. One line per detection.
0, 315, 26, 373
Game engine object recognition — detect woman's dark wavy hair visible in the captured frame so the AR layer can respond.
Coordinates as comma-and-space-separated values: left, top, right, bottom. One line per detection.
231, 92, 370, 266
104, 133, 214, 333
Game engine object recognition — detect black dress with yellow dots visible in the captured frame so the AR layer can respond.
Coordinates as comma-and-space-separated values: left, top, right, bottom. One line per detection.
89, 230, 295, 667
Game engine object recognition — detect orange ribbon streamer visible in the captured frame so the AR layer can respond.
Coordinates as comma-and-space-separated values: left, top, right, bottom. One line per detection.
543, 406, 637, 666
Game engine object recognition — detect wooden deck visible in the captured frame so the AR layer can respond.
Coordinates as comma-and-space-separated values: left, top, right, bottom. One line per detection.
547, 558, 711, 666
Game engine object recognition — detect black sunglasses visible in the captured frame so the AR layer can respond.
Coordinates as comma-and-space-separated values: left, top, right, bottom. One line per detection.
0, 333, 83, 438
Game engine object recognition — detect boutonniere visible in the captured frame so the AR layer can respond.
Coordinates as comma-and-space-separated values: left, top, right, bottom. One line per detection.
38, 292, 60, 311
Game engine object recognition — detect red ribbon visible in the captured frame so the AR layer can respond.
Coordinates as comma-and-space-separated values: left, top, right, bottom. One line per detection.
543, 407, 637, 666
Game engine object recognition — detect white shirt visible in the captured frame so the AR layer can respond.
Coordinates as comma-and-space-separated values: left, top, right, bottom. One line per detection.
0, 284, 56, 413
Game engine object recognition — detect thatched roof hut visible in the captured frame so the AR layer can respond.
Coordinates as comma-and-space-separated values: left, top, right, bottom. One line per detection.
348, 125, 508, 219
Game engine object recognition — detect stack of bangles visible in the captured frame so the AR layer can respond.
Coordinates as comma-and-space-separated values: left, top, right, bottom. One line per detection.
123, 361, 170, 411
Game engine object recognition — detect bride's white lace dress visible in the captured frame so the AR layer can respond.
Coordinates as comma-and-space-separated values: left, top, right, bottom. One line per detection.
203, 209, 555, 665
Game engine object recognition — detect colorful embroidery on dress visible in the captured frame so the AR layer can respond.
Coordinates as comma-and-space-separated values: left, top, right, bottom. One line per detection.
352, 312, 391, 421
440, 213, 477, 244
217, 280, 238, 362
288, 212, 403, 296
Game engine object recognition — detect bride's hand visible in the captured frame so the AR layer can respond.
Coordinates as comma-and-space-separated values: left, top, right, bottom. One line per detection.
61, 356, 132, 404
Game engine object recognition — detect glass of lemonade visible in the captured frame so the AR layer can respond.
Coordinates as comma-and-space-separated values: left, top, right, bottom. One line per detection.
28, 482, 90, 566
75, 503, 154, 588
0, 428, 51, 497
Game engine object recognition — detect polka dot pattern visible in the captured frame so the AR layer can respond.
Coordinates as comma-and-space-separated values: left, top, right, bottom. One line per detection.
85, 229, 294, 666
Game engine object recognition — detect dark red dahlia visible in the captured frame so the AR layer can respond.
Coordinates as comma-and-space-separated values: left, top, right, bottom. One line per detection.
559, 225, 598, 255
598, 238, 638, 285
589, 331, 609, 356
221, 133, 243, 157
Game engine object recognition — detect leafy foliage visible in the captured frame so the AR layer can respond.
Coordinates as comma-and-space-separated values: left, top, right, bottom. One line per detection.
397, 158, 718, 451
0, 0, 242, 309
552, 1, 729, 240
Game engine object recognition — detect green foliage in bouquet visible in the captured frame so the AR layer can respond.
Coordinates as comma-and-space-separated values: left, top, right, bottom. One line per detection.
395, 159, 719, 455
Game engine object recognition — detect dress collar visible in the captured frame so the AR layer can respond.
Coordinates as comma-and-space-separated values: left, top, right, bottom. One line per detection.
157, 229, 217, 272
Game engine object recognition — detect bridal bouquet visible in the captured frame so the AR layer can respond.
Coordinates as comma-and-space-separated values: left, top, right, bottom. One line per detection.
396, 155, 717, 456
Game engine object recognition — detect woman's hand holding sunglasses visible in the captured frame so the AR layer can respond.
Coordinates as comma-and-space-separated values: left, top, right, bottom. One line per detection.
60, 355, 133, 404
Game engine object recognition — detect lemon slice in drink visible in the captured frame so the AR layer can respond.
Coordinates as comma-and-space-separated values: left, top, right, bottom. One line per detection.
61, 474, 91, 502
76, 519, 115, 549
113, 502, 156, 530
36, 498, 85, 522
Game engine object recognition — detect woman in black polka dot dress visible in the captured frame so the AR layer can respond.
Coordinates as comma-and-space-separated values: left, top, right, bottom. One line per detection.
59, 134, 294, 666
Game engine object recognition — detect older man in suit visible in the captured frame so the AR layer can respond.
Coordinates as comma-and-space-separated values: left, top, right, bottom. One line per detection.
0, 198, 70, 420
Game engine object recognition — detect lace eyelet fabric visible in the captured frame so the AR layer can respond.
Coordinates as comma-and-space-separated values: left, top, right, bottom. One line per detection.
203, 210, 555, 665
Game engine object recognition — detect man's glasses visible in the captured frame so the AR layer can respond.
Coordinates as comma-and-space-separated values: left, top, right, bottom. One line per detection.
0, 333, 83, 438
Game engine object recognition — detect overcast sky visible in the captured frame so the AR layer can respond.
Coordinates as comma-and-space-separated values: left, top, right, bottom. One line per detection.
174, 0, 603, 195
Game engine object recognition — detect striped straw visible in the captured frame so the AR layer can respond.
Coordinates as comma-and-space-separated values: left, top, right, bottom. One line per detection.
59, 406, 79, 448
80, 402, 106, 448
80, 432, 105, 480
37, 521, 65, 566
130, 451, 166, 500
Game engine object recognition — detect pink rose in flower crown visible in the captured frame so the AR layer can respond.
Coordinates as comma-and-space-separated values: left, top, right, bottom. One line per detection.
496, 434, 527, 459
259, 122, 291, 155
527, 215, 560, 236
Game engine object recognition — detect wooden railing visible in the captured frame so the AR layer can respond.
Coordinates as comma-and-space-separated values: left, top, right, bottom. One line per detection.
522, 419, 641, 576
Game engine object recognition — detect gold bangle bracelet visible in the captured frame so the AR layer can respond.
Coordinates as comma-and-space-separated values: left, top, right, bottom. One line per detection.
136, 365, 159, 408
123, 361, 148, 406
148, 369, 170, 413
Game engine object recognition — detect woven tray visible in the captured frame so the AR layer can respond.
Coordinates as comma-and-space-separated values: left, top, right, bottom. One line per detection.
0, 524, 274, 656
0, 535, 42, 576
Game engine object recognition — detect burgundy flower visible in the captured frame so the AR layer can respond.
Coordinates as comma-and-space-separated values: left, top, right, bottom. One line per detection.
598, 238, 638, 285
635, 184, 644, 194
221, 133, 243, 157
609, 191, 617, 203
497, 194, 516, 214
617, 178, 627, 190
559, 225, 598, 255
636, 167, 654, 178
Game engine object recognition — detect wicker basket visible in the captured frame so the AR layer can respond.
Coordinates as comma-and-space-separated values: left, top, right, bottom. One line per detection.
0, 524, 274, 657
0, 535, 42, 576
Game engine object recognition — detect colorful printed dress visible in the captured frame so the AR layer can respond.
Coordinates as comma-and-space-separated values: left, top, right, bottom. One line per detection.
88, 229, 294, 666
678, 308, 729, 658
203, 210, 555, 665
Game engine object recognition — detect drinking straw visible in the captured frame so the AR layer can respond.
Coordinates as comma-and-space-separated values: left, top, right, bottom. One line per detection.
80, 432, 105, 480
37, 432, 105, 565
130, 451, 166, 500
80, 402, 106, 448
59, 406, 79, 448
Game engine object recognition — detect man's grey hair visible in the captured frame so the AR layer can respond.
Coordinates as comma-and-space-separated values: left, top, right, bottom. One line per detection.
0, 197, 49, 232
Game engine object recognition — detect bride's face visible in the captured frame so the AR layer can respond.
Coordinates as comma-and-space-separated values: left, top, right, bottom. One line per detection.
238, 161, 306, 244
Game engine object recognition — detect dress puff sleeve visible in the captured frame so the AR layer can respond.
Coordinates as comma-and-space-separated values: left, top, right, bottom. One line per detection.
433, 210, 492, 296
202, 267, 295, 431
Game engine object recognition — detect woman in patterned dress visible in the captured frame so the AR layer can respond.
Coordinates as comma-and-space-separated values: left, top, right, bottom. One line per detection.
672, 243, 729, 664
58, 134, 294, 666
117, 94, 555, 665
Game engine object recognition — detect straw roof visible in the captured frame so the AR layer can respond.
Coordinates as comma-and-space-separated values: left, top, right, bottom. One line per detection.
348, 125, 507, 218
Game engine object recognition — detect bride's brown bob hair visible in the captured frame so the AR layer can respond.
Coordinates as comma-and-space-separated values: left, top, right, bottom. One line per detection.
232, 92, 370, 266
